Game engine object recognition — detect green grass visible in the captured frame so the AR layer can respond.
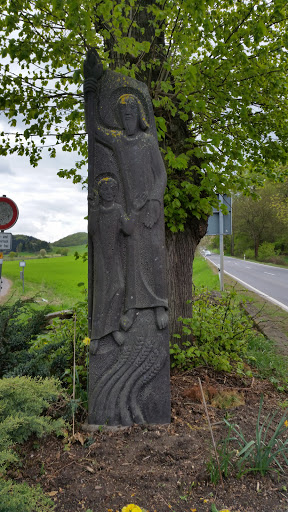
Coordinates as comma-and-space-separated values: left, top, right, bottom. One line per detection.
246, 335, 288, 391
193, 253, 220, 291
2, 253, 88, 310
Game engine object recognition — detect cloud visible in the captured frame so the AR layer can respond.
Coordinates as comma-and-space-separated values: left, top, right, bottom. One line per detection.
1, 148, 87, 243
0, 159, 15, 176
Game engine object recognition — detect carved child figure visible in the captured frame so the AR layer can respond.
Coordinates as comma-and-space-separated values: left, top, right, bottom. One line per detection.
89, 176, 147, 354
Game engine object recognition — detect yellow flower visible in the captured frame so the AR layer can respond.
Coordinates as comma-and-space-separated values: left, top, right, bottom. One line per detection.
284, 419, 288, 428
82, 337, 90, 346
122, 505, 142, 512
220, 509, 231, 512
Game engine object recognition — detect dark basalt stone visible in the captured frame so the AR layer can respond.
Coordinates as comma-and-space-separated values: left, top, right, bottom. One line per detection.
84, 48, 170, 426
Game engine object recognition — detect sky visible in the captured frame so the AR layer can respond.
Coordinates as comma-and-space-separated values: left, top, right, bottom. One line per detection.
1, 147, 88, 244
1, 54, 88, 244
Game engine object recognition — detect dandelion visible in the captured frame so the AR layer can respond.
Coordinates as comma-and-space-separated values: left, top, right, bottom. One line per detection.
284, 420, 288, 428
82, 337, 90, 346
122, 505, 142, 512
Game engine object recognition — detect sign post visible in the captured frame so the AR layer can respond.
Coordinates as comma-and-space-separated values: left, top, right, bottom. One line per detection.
0, 195, 19, 293
19, 261, 26, 292
206, 195, 232, 291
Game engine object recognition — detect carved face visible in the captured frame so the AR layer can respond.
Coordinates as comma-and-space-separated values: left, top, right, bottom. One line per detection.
98, 179, 117, 202
118, 95, 138, 135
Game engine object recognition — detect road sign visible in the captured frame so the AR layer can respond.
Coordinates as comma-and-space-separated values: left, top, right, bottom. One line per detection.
207, 194, 232, 236
19, 261, 26, 267
0, 196, 19, 230
0, 232, 12, 250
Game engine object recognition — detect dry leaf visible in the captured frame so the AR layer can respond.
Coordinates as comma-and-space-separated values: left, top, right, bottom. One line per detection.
71, 432, 86, 445
85, 466, 95, 473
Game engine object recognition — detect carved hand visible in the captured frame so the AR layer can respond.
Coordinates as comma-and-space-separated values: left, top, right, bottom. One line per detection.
83, 49, 103, 80
133, 191, 148, 211
143, 200, 160, 228
83, 77, 98, 95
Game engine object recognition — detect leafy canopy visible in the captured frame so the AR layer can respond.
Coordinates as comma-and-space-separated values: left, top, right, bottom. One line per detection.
1, 0, 288, 231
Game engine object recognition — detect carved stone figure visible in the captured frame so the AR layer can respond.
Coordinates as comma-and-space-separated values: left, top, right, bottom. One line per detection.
84, 49, 171, 426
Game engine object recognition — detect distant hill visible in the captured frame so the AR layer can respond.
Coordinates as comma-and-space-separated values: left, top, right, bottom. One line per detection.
53, 232, 88, 247
12, 234, 51, 253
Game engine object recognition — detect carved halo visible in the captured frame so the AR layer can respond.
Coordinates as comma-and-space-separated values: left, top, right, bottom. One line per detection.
100, 86, 151, 130
94, 172, 119, 195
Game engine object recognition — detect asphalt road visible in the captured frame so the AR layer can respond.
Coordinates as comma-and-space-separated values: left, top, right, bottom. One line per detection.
206, 254, 288, 312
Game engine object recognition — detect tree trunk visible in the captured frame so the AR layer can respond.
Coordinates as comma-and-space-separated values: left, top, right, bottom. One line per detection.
166, 217, 207, 345
254, 239, 259, 259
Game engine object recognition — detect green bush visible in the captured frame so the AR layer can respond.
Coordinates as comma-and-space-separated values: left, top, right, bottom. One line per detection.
258, 242, 279, 262
0, 376, 65, 470
0, 480, 55, 512
0, 377, 63, 512
26, 296, 89, 406
0, 299, 51, 378
170, 289, 260, 373
243, 248, 254, 260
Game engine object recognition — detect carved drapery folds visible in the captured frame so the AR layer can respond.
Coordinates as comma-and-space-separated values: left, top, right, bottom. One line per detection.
84, 49, 170, 426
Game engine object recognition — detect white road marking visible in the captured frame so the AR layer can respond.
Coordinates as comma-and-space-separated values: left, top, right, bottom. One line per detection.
264, 272, 275, 276
207, 259, 288, 313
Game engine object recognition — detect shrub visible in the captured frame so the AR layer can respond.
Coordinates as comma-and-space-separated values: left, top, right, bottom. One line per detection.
0, 376, 65, 512
39, 248, 47, 258
170, 289, 260, 373
25, 295, 89, 406
0, 376, 65, 469
0, 299, 51, 378
0, 480, 55, 512
243, 248, 254, 260
60, 248, 69, 256
258, 242, 279, 262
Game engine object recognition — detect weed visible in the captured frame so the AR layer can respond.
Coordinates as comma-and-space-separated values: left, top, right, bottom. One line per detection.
225, 395, 288, 476
170, 289, 257, 373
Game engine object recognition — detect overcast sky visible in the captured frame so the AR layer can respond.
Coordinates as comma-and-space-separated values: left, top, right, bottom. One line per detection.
1, 146, 87, 244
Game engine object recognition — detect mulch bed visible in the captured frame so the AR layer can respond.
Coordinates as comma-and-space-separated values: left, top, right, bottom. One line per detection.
11, 368, 288, 512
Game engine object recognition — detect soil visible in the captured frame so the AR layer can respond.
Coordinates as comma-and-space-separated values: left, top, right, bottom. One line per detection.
13, 368, 288, 512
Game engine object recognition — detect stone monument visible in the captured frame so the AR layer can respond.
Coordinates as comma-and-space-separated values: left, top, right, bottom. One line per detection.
84, 49, 170, 426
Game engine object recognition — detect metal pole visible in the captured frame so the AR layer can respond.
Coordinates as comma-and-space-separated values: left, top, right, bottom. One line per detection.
219, 195, 224, 292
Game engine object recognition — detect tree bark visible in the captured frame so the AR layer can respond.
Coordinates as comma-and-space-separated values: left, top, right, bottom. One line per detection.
166, 217, 207, 344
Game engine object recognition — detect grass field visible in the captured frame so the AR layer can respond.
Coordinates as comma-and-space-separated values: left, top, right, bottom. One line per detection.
2, 247, 88, 309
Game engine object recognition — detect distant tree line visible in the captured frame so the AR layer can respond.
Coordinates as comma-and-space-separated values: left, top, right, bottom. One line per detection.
208, 180, 288, 263
12, 235, 52, 254
53, 232, 87, 247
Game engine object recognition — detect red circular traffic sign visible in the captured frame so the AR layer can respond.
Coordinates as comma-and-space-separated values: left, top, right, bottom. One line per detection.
0, 196, 19, 230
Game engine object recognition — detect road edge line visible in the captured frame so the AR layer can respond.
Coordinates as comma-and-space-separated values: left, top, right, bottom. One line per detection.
207, 258, 288, 313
